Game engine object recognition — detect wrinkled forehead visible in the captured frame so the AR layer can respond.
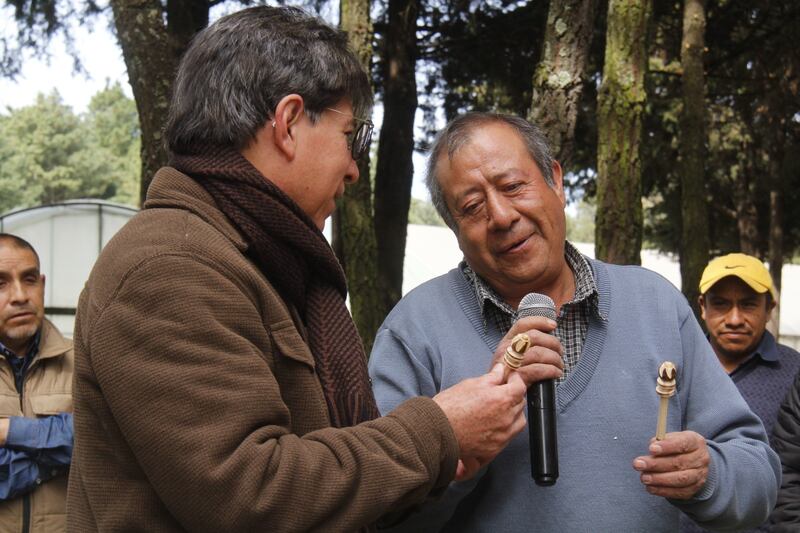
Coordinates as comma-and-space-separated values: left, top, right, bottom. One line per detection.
444, 119, 520, 159
440, 123, 531, 177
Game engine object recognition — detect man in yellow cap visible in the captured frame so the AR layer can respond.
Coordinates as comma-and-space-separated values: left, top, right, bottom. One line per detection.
699, 253, 784, 375
685, 253, 800, 532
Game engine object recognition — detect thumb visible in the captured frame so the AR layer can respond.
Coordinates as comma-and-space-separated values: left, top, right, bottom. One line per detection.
486, 363, 505, 384
455, 460, 467, 481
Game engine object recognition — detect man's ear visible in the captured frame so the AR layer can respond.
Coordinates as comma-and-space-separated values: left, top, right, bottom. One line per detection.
551, 160, 565, 207
698, 295, 706, 321
767, 296, 777, 314
272, 94, 305, 160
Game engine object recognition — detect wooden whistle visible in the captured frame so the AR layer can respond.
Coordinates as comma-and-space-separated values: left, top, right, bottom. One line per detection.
655, 362, 677, 441
502, 333, 530, 382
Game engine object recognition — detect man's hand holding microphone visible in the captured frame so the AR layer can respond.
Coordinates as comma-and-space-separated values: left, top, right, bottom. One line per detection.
493, 315, 564, 387
430, 297, 565, 484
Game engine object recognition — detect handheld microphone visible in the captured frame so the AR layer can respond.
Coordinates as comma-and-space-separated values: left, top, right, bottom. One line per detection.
517, 293, 558, 486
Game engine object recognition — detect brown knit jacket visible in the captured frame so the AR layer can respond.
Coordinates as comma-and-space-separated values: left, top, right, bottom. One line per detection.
66, 168, 459, 532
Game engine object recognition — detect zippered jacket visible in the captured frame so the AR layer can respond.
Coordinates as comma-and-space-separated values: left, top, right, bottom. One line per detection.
0, 320, 74, 533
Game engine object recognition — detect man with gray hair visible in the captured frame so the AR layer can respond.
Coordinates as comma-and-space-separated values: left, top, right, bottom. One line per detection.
68, 9, 529, 532
369, 112, 780, 531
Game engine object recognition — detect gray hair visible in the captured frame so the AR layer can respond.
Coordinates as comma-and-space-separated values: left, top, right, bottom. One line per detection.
425, 113, 556, 230
166, 6, 373, 153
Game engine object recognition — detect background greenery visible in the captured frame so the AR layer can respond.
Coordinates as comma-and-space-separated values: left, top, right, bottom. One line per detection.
0, 83, 139, 213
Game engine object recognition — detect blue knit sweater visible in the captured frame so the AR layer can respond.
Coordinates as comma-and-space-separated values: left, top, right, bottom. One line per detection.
370, 259, 780, 532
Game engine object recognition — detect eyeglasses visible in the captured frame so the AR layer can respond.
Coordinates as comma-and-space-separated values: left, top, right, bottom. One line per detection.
325, 107, 374, 161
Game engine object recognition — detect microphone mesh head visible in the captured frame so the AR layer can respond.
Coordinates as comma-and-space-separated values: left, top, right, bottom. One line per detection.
517, 293, 556, 321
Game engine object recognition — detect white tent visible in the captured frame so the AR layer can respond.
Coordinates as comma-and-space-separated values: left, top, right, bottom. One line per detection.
0, 200, 137, 336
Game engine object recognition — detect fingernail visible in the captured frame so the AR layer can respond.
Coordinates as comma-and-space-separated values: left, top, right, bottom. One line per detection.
548, 319, 557, 328
650, 444, 662, 454
634, 459, 646, 469
641, 474, 652, 484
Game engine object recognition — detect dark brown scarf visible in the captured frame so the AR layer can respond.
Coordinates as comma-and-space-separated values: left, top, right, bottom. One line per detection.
169, 145, 379, 428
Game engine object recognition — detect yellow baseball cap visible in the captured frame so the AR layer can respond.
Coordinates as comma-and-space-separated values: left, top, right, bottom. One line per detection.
699, 253, 777, 300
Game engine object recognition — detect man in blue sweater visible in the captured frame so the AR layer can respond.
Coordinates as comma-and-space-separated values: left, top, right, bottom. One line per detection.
369, 113, 779, 532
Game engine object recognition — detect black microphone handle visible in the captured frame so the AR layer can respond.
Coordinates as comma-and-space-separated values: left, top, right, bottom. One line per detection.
516, 292, 559, 486
528, 379, 558, 486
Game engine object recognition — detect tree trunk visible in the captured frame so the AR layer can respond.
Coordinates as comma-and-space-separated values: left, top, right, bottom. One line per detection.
768, 188, 783, 338
110, 0, 209, 206
333, 0, 386, 355
678, 0, 709, 320
528, 0, 598, 171
595, 0, 650, 265
766, 72, 788, 339
373, 0, 419, 312
734, 203, 759, 256
111, 0, 178, 205
166, 0, 209, 60
733, 153, 759, 255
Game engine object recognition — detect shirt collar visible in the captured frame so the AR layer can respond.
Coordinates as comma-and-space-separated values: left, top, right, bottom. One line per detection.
461, 241, 602, 319
710, 329, 780, 377
752, 329, 779, 362
565, 242, 603, 319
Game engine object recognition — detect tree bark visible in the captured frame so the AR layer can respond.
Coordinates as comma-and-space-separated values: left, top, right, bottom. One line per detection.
678, 0, 709, 320
595, 0, 650, 265
110, 0, 178, 205
167, 0, 209, 61
733, 151, 759, 256
373, 0, 419, 312
766, 67, 789, 339
768, 188, 783, 337
334, 0, 386, 355
528, 0, 598, 171
110, 0, 209, 206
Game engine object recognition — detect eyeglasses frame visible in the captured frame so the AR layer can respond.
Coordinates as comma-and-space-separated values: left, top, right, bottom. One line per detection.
324, 107, 374, 161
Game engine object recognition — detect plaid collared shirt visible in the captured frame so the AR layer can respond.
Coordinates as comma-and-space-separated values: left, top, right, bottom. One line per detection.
461, 241, 602, 382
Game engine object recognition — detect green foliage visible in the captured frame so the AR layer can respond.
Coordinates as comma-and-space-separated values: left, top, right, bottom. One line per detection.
407, 1, 603, 198
642, 1, 800, 260
412, 1, 549, 145
0, 84, 140, 213
408, 197, 444, 226
85, 82, 141, 205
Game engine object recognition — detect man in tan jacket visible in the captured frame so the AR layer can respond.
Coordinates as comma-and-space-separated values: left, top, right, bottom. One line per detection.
68, 6, 559, 532
0, 234, 74, 533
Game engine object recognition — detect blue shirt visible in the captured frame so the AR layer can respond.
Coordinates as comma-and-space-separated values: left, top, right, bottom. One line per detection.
0, 333, 74, 501
0, 331, 41, 393
729, 331, 800, 446
0, 414, 74, 500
